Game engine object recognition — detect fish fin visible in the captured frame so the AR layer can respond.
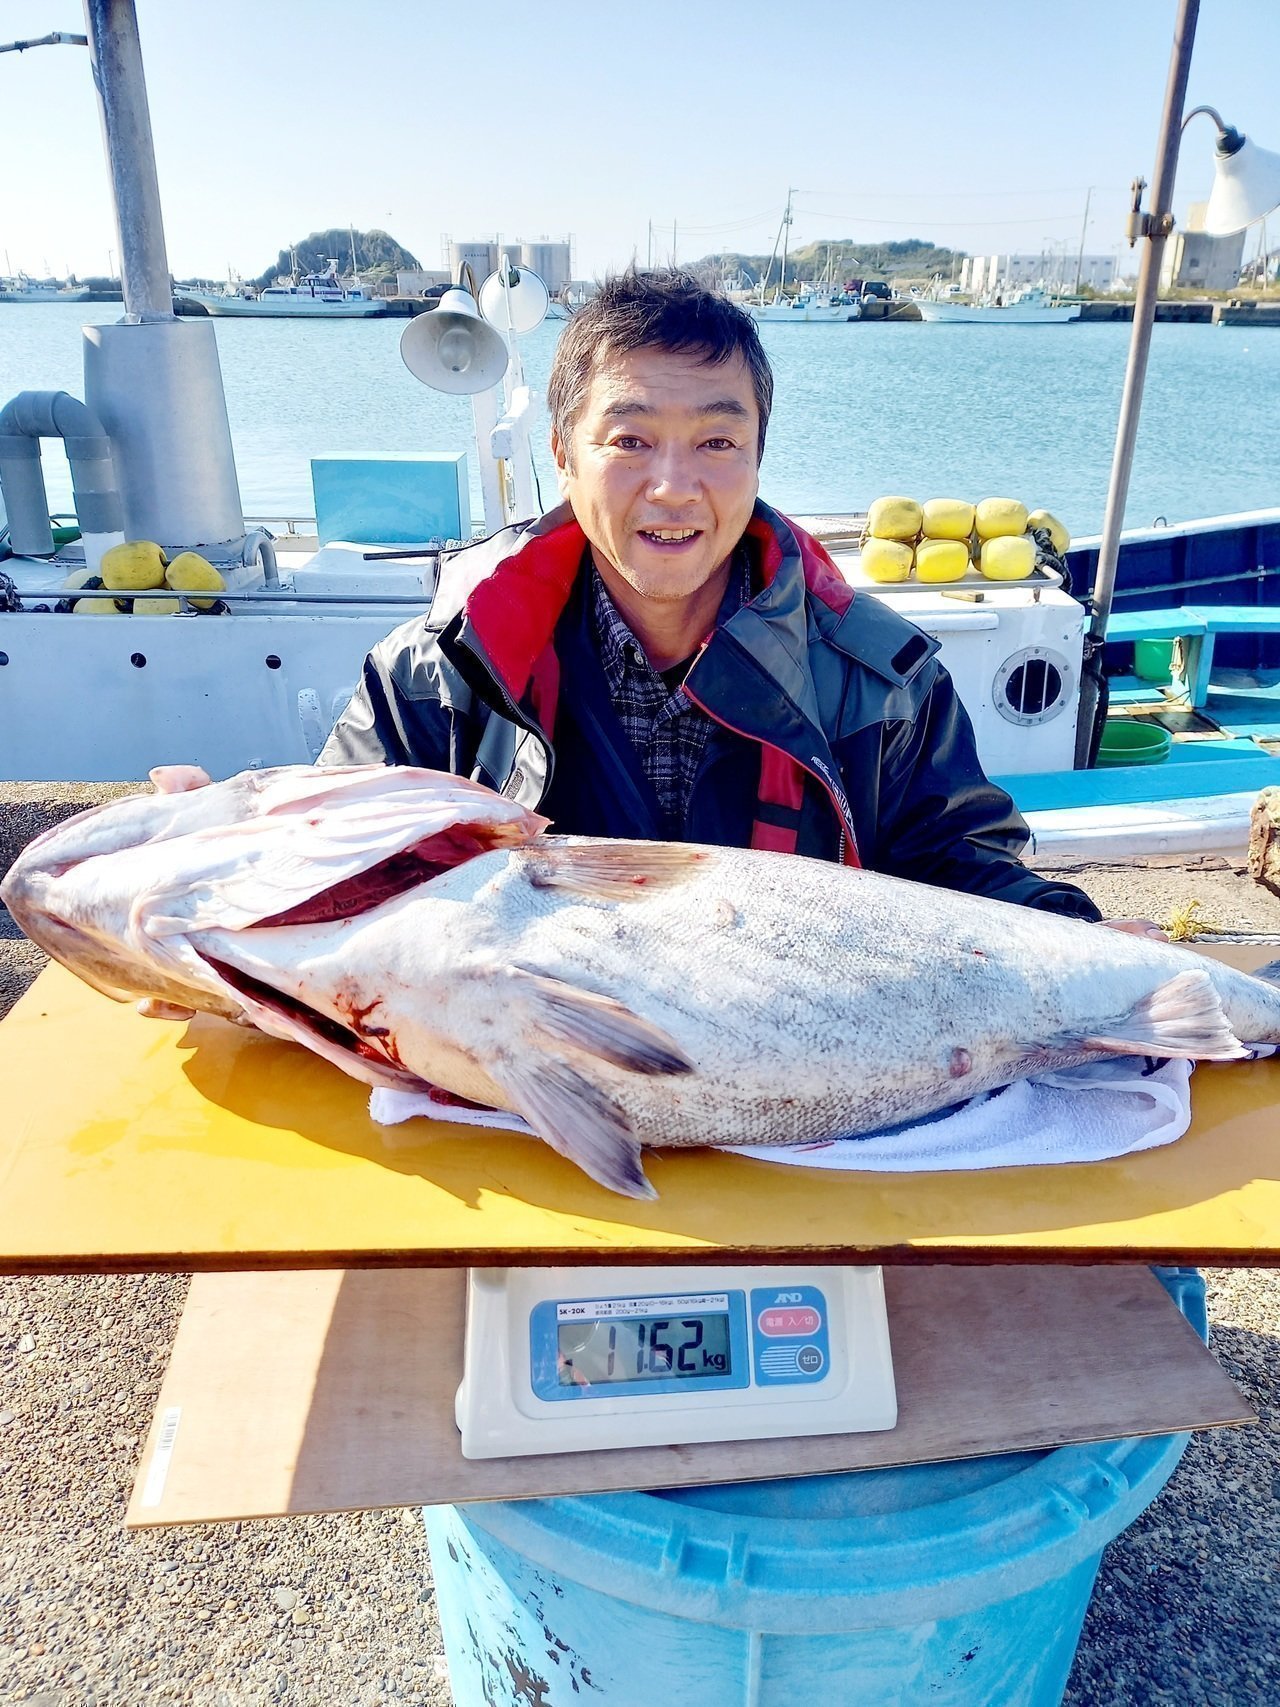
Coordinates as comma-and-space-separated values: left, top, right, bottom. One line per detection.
1250, 958, 1280, 988
1063, 969, 1249, 1061
519, 841, 712, 901
494, 1057, 656, 1200
514, 969, 695, 1075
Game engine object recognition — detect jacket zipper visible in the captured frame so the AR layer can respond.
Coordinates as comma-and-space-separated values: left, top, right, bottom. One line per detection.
683, 682, 857, 864
456, 635, 555, 806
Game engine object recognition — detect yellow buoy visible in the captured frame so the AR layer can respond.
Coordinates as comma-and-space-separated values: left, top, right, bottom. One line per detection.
100, 540, 168, 591
974, 498, 1029, 541
73, 596, 125, 614
915, 539, 971, 583
920, 499, 975, 541
61, 567, 102, 592
164, 551, 227, 611
866, 497, 923, 543
1027, 509, 1071, 554
979, 536, 1037, 580
859, 538, 914, 583
132, 596, 182, 615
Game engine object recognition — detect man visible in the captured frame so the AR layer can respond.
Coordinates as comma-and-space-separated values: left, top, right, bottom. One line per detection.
320, 269, 1103, 920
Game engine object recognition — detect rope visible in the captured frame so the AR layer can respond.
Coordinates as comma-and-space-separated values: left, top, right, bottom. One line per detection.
1163, 898, 1280, 945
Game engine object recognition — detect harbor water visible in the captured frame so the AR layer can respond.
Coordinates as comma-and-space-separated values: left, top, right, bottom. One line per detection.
2, 304, 1279, 538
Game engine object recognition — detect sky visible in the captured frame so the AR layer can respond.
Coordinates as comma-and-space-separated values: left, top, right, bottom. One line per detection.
3, 0, 1280, 283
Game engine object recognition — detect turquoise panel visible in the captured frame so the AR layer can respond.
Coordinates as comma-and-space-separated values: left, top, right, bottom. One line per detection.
310, 452, 469, 546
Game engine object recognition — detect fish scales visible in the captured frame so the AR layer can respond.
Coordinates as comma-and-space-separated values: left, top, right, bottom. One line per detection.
6, 761, 1280, 1198
195, 841, 1270, 1157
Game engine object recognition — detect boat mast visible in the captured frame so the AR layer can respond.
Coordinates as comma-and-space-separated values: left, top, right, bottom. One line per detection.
779, 188, 793, 302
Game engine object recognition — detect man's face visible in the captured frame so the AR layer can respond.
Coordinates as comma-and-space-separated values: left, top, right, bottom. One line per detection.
552, 346, 761, 606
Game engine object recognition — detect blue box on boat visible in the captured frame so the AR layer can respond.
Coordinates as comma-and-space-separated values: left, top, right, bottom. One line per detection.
310, 453, 470, 547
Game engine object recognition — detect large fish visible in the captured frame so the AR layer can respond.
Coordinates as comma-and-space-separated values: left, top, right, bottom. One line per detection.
5, 763, 1280, 1198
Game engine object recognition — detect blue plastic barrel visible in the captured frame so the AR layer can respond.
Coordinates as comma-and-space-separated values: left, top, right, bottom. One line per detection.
427, 1269, 1205, 1706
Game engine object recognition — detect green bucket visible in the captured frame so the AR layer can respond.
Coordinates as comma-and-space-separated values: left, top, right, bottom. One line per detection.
1096, 719, 1172, 767
1133, 638, 1176, 684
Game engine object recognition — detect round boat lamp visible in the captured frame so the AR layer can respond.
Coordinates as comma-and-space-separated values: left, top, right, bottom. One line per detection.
399, 288, 510, 395
1201, 126, 1280, 235
478, 265, 550, 335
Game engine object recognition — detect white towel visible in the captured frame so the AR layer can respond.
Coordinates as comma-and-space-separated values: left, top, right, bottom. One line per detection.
368, 1056, 1195, 1174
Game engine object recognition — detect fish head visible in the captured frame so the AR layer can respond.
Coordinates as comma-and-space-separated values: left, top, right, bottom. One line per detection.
1, 763, 547, 1018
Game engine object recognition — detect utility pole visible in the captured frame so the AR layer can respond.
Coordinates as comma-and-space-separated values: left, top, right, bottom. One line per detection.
647, 221, 652, 269
672, 219, 678, 265
1074, 187, 1094, 292
1261, 218, 1270, 295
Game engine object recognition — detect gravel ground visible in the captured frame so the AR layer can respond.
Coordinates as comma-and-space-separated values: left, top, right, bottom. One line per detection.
1, 791, 1278, 1705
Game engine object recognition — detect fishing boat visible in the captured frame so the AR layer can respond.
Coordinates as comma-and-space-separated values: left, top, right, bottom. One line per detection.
0, 274, 91, 303
749, 193, 861, 323
195, 263, 386, 318
751, 286, 861, 323
916, 285, 1080, 324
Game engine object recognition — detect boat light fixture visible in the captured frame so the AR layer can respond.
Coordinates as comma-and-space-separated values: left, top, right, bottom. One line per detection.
1197, 111, 1280, 235
399, 287, 509, 395
478, 264, 549, 336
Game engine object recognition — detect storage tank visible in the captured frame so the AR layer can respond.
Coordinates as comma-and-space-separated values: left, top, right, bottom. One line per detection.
448, 240, 498, 285
519, 241, 572, 293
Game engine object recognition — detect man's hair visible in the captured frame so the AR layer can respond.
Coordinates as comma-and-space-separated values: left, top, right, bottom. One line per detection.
546, 269, 774, 469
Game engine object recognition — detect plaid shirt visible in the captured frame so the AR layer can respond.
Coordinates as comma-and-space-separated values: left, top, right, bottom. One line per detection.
590, 550, 750, 837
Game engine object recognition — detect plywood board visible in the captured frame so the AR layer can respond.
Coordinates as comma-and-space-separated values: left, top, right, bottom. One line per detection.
3, 946, 1279, 1273
126, 1265, 1254, 1526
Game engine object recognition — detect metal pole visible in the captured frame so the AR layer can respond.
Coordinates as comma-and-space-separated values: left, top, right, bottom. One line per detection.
1075, 0, 1200, 765
81, 0, 173, 320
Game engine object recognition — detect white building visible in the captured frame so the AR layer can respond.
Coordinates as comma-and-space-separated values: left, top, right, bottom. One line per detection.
1159, 202, 1245, 291
961, 253, 1117, 294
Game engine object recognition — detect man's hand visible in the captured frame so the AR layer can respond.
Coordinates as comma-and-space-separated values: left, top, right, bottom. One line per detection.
150, 764, 212, 794
1099, 918, 1167, 940
136, 765, 212, 1019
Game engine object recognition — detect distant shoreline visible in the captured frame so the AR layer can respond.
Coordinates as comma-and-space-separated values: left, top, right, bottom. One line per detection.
19, 292, 1278, 328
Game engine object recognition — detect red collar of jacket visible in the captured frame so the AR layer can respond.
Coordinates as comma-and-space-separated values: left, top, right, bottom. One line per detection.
445, 499, 856, 710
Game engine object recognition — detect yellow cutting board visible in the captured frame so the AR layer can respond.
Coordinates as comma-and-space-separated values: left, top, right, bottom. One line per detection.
2, 953, 1278, 1272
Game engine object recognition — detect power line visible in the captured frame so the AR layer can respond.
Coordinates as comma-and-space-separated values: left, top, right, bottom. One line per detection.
793, 185, 1123, 203
803, 207, 1107, 229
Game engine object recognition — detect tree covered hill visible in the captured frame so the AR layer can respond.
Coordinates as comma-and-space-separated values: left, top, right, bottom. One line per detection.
697, 237, 965, 287
252, 229, 420, 289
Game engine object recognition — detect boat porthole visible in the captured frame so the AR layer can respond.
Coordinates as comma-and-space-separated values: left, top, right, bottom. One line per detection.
130, 652, 146, 669
993, 647, 1072, 726
0, 653, 8, 666
265, 654, 282, 670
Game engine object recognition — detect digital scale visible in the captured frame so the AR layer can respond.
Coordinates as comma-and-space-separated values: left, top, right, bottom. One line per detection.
456, 1265, 897, 1459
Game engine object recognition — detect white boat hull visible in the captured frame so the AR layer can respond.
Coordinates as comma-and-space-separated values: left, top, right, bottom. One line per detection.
1025, 792, 1259, 864
750, 302, 860, 323
917, 300, 1079, 324
198, 295, 386, 318
0, 287, 91, 303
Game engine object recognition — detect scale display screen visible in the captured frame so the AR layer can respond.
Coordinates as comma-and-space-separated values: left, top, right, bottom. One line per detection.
557, 1309, 733, 1387
530, 1289, 750, 1401
458, 1266, 898, 1457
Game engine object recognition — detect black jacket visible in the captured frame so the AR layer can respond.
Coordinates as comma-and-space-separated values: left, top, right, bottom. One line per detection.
320, 500, 1100, 920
